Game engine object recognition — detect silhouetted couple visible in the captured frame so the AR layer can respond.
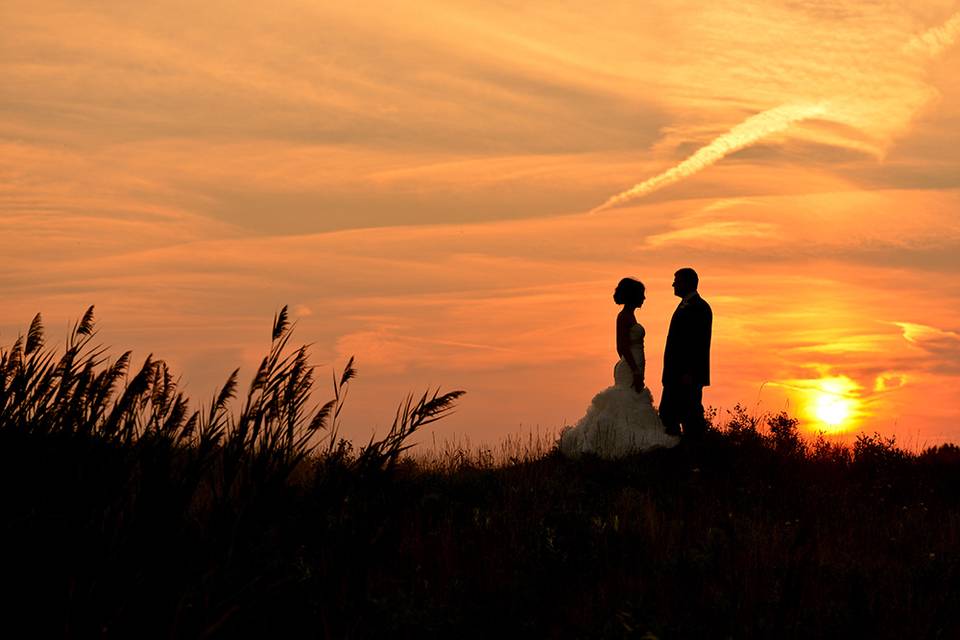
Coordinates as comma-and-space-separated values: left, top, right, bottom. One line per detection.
560, 268, 712, 458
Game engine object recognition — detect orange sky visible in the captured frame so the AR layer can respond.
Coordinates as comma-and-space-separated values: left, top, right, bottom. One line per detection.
2, 1, 959, 447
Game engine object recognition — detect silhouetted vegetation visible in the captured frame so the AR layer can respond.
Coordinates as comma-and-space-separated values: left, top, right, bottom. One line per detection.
2, 310, 958, 638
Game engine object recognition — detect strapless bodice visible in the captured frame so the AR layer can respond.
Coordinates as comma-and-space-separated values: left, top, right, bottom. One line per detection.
615, 323, 646, 388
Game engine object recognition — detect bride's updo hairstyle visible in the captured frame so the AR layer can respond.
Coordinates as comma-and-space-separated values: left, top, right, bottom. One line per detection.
614, 277, 645, 306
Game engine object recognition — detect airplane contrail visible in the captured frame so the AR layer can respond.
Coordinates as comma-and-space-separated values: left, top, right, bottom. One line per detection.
904, 11, 960, 57
590, 102, 828, 214
591, 11, 960, 214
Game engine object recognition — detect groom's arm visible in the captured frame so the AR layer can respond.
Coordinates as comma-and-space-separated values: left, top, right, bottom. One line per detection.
693, 301, 713, 386
675, 309, 696, 385
676, 304, 710, 385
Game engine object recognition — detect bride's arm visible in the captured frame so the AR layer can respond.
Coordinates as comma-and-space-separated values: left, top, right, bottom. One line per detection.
616, 313, 644, 390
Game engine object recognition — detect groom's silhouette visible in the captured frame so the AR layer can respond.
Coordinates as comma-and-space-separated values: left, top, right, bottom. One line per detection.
660, 267, 712, 440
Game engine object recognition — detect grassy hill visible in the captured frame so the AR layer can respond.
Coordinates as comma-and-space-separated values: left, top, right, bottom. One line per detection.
2, 309, 958, 638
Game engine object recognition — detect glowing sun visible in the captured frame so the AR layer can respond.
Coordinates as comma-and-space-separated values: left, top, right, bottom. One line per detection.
808, 377, 860, 432
813, 392, 852, 427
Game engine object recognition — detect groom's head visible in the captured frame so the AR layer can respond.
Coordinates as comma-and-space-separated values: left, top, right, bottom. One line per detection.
672, 268, 699, 298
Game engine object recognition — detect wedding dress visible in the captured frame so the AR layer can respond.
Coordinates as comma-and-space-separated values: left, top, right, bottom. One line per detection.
560, 323, 679, 458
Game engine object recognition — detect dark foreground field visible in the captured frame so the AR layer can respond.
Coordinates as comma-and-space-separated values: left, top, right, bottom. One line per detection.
2, 309, 959, 638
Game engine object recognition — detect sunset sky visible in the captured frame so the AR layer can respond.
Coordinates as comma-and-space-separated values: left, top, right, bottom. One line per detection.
3, 1, 959, 447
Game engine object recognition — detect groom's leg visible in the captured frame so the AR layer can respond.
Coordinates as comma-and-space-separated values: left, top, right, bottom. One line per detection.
683, 385, 707, 440
665, 383, 705, 441
659, 386, 682, 436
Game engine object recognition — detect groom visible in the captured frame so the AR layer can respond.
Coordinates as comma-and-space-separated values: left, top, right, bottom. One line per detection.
660, 267, 712, 441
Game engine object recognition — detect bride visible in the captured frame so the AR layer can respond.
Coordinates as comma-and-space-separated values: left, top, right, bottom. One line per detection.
560, 278, 679, 458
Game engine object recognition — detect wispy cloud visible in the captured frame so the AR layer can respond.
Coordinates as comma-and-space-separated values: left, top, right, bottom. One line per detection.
895, 322, 960, 375
645, 220, 781, 247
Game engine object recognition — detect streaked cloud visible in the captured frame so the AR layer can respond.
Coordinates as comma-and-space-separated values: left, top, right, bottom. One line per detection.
646, 221, 781, 248
895, 322, 960, 374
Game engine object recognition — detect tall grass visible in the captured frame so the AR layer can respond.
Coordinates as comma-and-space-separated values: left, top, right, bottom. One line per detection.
0, 306, 463, 487
0, 307, 464, 636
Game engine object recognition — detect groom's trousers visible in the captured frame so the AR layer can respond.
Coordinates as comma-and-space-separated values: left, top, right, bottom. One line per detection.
659, 383, 706, 439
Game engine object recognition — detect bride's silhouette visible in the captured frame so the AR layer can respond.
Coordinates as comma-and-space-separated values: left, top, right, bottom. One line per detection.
560, 278, 679, 458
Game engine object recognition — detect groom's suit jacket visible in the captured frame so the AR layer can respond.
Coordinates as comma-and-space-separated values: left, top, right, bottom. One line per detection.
662, 292, 712, 387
